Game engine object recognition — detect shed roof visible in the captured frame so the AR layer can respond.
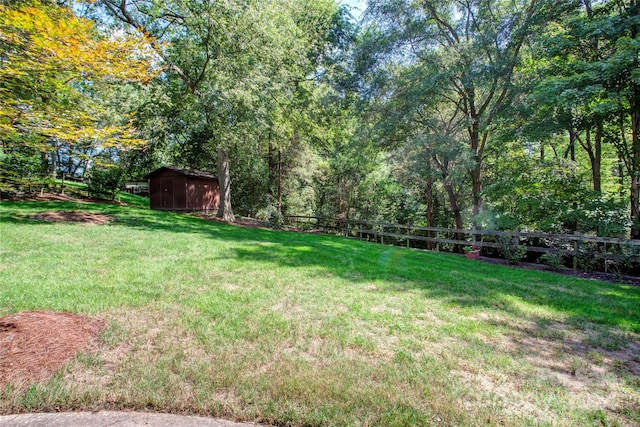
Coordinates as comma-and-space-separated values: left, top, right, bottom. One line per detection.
144, 166, 218, 180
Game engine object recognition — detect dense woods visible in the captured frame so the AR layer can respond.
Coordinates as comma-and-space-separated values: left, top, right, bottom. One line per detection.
1, 0, 639, 238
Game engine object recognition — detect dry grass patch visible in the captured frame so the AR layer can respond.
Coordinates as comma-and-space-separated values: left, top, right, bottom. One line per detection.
469, 316, 640, 425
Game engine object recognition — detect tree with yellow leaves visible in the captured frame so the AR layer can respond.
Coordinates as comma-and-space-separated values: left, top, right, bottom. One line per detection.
0, 0, 156, 190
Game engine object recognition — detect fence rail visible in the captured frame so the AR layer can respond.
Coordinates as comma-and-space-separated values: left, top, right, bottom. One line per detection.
284, 215, 640, 273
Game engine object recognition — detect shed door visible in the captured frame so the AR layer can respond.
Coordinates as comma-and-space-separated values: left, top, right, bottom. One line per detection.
161, 179, 173, 209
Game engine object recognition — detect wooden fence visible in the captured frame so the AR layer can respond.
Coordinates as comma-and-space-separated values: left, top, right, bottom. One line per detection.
284, 215, 640, 273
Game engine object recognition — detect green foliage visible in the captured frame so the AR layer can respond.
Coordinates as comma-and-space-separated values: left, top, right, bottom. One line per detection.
527, 0, 640, 236
361, 0, 572, 229
605, 241, 640, 279
0, 1, 153, 184
576, 242, 600, 273
483, 138, 630, 237
86, 166, 124, 201
540, 252, 565, 271
497, 236, 528, 265
5, 0, 637, 244
255, 205, 284, 228
97, 0, 352, 219
0, 145, 47, 193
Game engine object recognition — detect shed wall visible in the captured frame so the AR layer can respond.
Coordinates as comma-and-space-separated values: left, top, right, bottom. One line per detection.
186, 177, 220, 211
148, 170, 219, 211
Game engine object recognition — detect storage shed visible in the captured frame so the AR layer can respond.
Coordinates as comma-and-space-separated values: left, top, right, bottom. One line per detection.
144, 166, 220, 212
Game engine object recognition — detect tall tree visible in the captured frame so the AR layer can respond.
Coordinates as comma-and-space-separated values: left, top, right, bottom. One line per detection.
530, 0, 640, 236
98, 0, 346, 221
362, 0, 570, 228
0, 0, 154, 188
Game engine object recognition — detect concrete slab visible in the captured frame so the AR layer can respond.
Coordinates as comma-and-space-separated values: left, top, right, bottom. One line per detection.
0, 411, 261, 427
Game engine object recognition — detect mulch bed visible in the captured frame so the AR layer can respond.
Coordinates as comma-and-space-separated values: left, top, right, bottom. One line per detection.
196, 213, 325, 234
0, 311, 105, 390
7, 192, 123, 205
30, 211, 115, 225
477, 256, 640, 286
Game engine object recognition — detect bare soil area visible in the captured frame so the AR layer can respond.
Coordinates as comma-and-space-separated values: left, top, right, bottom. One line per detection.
0, 312, 105, 390
30, 211, 115, 225
7, 192, 123, 205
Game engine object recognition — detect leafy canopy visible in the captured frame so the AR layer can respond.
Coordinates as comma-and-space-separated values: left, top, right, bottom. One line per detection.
0, 0, 156, 151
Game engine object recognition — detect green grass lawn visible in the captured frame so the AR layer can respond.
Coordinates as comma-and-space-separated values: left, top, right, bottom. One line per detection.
1, 196, 639, 426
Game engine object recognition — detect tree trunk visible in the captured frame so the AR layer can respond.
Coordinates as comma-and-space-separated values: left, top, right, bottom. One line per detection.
216, 148, 234, 221
443, 180, 464, 252
468, 115, 483, 229
81, 158, 89, 180
593, 124, 602, 193
41, 152, 49, 177
618, 154, 626, 201
580, 128, 602, 193
444, 183, 463, 230
631, 171, 640, 239
433, 154, 464, 246
628, 0, 640, 238
277, 149, 282, 213
566, 129, 576, 161
630, 107, 640, 238
267, 132, 276, 201
471, 160, 482, 227
50, 149, 57, 180
426, 176, 435, 250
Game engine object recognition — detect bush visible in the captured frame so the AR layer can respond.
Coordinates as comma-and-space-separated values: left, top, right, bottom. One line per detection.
575, 242, 600, 273
497, 235, 527, 264
256, 205, 284, 228
605, 242, 640, 279
86, 166, 124, 200
540, 252, 564, 271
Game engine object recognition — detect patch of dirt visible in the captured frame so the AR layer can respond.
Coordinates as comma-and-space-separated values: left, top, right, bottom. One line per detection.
30, 211, 115, 225
0, 311, 105, 390
195, 214, 325, 234
8, 192, 123, 205
9, 193, 77, 202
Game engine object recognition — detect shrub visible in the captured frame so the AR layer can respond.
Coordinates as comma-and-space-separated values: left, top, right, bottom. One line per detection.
606, 242, 640, 280
497, 235, 527, 264
86, 166, 124, 200
540, 252, 564, 271
256, 205, 284, 228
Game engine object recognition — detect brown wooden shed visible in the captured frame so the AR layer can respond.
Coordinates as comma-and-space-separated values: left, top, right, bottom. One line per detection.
144, 166, 220, 212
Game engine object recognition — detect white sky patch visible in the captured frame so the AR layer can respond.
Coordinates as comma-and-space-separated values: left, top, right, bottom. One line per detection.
341, 0, 366, 20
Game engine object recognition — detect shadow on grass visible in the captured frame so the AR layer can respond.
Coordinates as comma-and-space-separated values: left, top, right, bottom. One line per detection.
3, 200, 640, 335
234, 240, 640, 332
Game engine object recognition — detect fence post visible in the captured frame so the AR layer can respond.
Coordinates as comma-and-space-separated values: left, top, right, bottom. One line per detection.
573, 232, 579, 271
380, 225, 384, 245
436, 231, 440, 252
406, 226, 410, 248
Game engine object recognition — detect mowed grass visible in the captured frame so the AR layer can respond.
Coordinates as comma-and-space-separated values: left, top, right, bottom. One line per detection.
1, 198, 640, 426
